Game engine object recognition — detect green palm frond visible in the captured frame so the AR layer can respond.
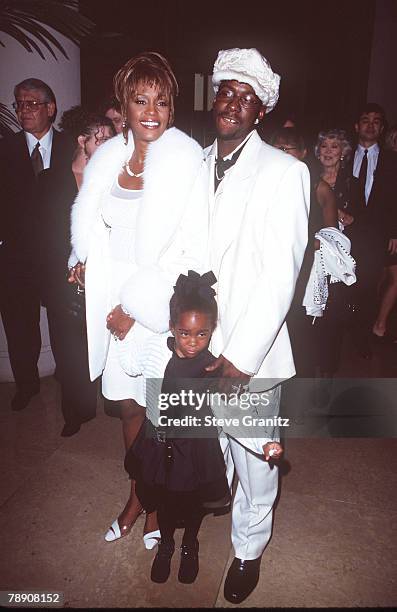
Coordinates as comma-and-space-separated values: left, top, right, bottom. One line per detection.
0, 0, 94, 59
0, 102, 20, 137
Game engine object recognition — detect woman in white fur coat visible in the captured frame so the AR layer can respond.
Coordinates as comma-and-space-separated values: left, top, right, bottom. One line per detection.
68, 52, 206, 547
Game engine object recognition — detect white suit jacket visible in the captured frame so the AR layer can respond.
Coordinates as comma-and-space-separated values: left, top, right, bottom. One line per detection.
205, 131, 310, 387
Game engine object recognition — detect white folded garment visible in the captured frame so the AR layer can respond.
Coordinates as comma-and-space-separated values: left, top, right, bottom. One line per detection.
302, 227, 356, 317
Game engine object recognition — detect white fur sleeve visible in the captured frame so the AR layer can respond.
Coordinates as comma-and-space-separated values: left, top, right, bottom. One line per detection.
119, 265, 174, 333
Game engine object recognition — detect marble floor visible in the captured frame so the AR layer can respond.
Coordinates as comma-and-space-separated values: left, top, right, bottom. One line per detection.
0, 336, 396, 608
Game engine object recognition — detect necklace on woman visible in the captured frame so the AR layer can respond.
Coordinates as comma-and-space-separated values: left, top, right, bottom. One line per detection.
124, 160, 143, 178
322, 172, 336, 189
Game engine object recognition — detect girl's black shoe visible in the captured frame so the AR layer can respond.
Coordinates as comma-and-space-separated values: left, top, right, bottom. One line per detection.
151, 540, 175, 583
178, 540, 199, 583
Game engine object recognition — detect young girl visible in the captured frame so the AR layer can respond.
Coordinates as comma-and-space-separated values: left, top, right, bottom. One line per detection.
123, 270, 230, 584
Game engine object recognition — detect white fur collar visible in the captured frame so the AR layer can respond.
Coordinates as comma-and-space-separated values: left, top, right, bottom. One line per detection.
71, 127, 204, 264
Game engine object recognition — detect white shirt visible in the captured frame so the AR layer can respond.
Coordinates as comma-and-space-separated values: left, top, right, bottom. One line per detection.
25, 127, 53, 170
353, 143, 379, 205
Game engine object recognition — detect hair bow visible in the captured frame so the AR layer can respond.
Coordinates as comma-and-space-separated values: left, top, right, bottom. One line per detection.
174, 270, 217, 301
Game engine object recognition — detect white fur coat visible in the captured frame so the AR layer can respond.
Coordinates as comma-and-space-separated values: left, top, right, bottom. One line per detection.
69, 127, 206, 380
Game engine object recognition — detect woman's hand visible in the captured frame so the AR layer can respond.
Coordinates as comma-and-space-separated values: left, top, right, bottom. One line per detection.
338, 209, 354, 227
106, 304, 135, 340
68, 262, 85, 288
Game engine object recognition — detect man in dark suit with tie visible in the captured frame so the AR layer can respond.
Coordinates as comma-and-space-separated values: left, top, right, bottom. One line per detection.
345, 102, 397, 357
0, 78, 96, 434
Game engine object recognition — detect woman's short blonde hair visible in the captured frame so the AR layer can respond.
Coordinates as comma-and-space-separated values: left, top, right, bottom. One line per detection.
113, 51, 178, 143
315, 129, 352, 162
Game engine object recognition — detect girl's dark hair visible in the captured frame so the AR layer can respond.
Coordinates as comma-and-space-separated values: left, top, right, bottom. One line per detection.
60, 106, 115, 141
169, 271, 218, 328
270, 127, 306, 151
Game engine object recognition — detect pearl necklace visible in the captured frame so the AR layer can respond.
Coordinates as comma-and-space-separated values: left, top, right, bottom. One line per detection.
124, 161, 143, 178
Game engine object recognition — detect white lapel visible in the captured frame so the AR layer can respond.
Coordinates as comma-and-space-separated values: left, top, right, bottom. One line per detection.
207, 132, 262, 265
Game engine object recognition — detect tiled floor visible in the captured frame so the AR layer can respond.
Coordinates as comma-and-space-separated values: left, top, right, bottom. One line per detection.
1, 337, 396, 608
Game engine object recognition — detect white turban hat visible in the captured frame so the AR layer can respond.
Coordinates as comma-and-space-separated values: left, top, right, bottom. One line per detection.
212, 47, 280, 114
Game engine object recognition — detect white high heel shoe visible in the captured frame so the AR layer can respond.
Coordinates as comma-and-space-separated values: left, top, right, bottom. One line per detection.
143, 530, 161, 550
104, 519, 134, 542
104, 509, 144, 542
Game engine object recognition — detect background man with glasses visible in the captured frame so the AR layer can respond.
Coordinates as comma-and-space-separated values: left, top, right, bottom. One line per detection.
0, 78, 77, 420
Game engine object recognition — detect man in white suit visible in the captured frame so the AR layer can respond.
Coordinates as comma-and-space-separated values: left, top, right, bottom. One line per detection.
204, 48, 310, 603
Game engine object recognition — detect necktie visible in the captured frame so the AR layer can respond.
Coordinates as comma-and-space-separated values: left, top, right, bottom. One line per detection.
215, 156, 237, 181
31, 141, 44, 177
358, 148, 368, 205
214, 143, 246, 191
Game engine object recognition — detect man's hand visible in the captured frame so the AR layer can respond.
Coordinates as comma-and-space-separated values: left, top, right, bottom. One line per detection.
68, 262, 85, 288
388, 238, 397, 255
205, 354, 250, 394
262, 441, 283, 462
106, 304, 135, 340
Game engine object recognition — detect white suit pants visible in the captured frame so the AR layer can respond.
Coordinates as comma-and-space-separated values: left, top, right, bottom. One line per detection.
220, 435, 279, 560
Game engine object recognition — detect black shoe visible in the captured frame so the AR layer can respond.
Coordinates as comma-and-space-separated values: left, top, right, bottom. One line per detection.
224, 556, 261, 604
61, 422, 81, 437
151, 540, 175, 583
11, 389, 39, 411
178, 540, 199, 584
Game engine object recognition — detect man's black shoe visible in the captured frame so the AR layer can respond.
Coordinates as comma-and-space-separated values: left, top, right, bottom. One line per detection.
11, 389, 39, 411
61, 422, 81, 437
151, 540, 175, 583
224, 556, 261, 604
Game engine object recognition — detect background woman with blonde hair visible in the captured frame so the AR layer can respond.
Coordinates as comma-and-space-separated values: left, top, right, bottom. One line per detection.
315, 128, 353, 226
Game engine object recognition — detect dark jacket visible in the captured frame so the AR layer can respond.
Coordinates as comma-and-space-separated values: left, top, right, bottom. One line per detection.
0, 129, 76, 292
346, 148, 397, 247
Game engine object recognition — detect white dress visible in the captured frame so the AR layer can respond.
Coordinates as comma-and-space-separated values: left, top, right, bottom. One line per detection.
100, 179, 146, 405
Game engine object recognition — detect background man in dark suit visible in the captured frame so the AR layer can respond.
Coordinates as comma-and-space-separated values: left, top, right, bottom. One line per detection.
0, 78, 96, 435
345, 102, 397, 357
